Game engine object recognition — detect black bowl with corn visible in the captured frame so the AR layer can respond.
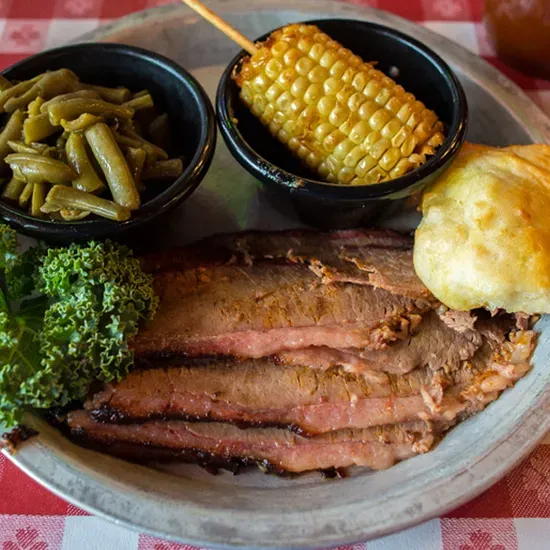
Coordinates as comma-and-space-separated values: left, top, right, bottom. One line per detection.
217, 19, 468, 229
0, 42, 216, 242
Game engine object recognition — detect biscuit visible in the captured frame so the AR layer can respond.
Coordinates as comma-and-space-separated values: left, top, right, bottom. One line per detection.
414, 142, 550, 313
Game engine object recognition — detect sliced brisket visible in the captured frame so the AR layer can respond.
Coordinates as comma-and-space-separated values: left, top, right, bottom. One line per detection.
67, 412, 437, 473
86, 361, 452, 434
276, 310, 484, 375
67, 227, 538, 476
87, 325, 536, 436
141, 229, 412, 272
141, 229, 429, 299
132, 263, 431, 359
338, 247, 428, 298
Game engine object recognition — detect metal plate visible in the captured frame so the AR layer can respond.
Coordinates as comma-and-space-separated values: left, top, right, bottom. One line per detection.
2, 1, 550, 548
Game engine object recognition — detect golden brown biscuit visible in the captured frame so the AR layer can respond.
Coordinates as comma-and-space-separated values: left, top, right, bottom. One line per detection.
414, 142, 550, 313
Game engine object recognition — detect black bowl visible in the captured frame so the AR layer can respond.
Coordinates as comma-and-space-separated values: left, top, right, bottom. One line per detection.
0, 43, 216, 243
217, 19, 468, 229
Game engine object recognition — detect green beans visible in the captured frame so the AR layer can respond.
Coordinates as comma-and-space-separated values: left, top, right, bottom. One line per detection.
148, 113, 170, 150
23, 114, 58, 144
3, 69, 79, 112
37, 69, 80, 101
28, 97, 45, 117
116, 127, 168, 161
126, 147, 146, 177
1, 177, 26, 201
61, 113, 104, 132
0, 69, 186, 223
56, 132, 69, 162
0, 75, 41, 112
4, 83, 41, 113
112, 132, 143, 151
42, 185, 130, 221
142, 159, 184, 180
5, 153, 76, 185
19, 182, 33, 208
8, 140, 51, 156
123, 93, 154, 111
126, 147, 147, 192
40, 90, 101, 112
85, 123, 140, 210
0, 75, 11, 92
66, 133, 105, 194
0, 110, 25, 170
47, 98, 134, 126
59, 208, 90, 221
38, 69, 79, 96
30, 182, 47, 217
79, 84, 131, 104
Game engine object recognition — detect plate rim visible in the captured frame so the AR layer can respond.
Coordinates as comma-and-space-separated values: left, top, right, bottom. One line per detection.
3, 1, 550, 548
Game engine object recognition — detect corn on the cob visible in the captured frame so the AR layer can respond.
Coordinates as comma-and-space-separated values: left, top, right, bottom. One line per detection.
234, 24, 445, 185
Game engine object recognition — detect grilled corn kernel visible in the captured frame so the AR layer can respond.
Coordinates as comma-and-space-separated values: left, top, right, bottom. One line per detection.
358, 100, 380, 121
348, 92, 365, 112
277, 128, 290, 144
296, 57, 315, 76
297, 37, 314, 55
381, 118, 403, 140
314, 122, 334, 142
290, 77, 309, 98
337, 166, 356, 184
265, 59, 283, 80
328, 104, 348, 127
304, 84, 323, 105
356, 154, 378, 178
333, 139, 354, 161
370, 137, 391, 160
266, 82, 284, 103
235, 23, 445, 185
344, 145, 366, 168
305, 151, 320, 169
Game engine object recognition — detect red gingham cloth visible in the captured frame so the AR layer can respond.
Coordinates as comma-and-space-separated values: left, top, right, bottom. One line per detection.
1, 1, 549, 549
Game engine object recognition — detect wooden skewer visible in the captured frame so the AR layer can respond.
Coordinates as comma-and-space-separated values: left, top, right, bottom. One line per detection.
181, 0, 258, 55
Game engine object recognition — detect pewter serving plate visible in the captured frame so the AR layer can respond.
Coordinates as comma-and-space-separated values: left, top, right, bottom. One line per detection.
2, 1, 550, 548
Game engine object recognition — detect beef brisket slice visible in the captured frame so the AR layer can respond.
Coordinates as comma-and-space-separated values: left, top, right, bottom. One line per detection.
276, 310, 484, 375
132, 263, 431, 359
141, 229, 429, 299
67, 412, 436, 473
89, 319, 527, 435
141, 229, 412, 272
86, 361, 456, 434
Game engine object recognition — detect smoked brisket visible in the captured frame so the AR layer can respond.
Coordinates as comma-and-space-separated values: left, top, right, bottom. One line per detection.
132, 263, 432, 359
68, 412, 438, 473
64, 229, 538, 475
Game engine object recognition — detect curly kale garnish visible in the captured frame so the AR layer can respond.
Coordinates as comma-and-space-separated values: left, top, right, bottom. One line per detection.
0, 225, 18, 271
0, 295, 47, 426
37, 241, 158, 404
0, 225, 158, 428
0, 224, 46, 300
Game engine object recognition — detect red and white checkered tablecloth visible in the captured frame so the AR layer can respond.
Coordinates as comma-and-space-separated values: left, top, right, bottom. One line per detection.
0, 1, 549, 549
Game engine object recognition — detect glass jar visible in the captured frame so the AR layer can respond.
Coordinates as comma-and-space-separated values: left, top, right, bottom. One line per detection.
484, 0, 550, 80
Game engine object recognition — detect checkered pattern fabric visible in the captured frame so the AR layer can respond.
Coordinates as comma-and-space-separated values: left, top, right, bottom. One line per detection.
0, 1, 549, 548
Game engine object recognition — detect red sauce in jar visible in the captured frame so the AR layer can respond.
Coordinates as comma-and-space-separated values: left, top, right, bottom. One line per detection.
484, 0, 550, 80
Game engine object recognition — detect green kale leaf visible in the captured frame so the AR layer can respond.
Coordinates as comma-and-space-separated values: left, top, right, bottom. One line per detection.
37, 241, 158, 404
0, 228, 158, 428
0, 223, 47, 300
0, 292, 48, 427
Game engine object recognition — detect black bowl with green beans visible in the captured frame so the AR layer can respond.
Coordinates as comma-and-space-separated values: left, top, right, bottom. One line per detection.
0, 43, 216, 241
